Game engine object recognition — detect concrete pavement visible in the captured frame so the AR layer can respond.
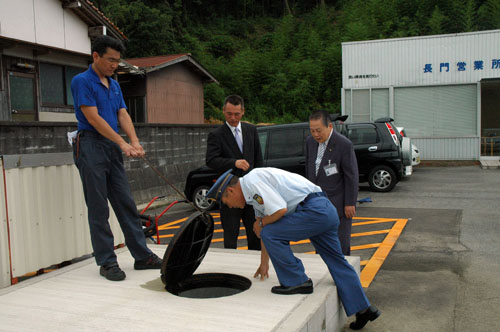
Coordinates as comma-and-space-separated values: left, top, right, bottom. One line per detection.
145, 165, 500, 331
347, 166, 500, 332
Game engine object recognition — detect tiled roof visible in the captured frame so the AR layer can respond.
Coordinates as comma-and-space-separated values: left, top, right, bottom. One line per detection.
84, 1, 126, 40
62, 0, 127, 40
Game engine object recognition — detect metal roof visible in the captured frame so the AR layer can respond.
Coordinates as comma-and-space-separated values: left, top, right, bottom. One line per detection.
126, 54, 190, 68
125, 54, 219, 84
341, 28, 500, 46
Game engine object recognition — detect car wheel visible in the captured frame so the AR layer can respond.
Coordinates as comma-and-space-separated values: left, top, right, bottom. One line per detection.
192, 185, 216, 211
368, 165, 397, 192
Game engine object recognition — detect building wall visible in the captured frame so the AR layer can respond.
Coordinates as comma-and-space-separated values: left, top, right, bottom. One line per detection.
342, 30, 500, 160
1, 50, 89, 122
146, 64, 204, 124
0, 0, 90, 54
0, 122, 217, 203
342, 30, 500, 89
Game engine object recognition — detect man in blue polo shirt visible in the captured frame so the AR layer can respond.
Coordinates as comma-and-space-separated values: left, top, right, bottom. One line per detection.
71, 35, 161, 281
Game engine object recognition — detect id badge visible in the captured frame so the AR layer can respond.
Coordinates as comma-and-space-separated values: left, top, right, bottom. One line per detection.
324, 163, 338, 176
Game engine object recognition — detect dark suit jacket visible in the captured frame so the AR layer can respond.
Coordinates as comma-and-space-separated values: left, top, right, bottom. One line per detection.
305, 130, 359, 218
206, 122, 263, 177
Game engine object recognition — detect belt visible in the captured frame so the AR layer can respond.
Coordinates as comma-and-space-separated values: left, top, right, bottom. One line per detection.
299, 192, 326, 205
78, 130, 105, 139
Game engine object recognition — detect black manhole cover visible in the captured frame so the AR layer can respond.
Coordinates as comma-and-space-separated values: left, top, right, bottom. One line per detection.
161, 211, 251, 298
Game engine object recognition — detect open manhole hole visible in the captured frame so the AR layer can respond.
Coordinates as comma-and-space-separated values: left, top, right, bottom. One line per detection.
161, 211, 251, 298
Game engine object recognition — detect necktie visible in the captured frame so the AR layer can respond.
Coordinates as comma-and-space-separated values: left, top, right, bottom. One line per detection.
234, 127, 243, 153
315, 143, 326, 175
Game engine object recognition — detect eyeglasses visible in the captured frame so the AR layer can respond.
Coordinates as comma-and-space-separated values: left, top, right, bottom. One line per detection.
103, 56, 121, 64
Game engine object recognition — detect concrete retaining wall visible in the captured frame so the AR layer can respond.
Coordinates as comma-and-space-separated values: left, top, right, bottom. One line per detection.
0, 122, 218, 203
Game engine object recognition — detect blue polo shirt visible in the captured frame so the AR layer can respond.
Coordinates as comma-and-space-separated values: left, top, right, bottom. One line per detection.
71, 64, 127, 132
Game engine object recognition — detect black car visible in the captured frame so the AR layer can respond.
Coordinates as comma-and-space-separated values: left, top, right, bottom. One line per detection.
185, 116, 411, 210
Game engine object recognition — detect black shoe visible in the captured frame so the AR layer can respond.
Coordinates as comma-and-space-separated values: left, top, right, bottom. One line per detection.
349, 305, 381, 330
99, 264, 126, 281
271, 279, 313, 295
134, 254, 163, 270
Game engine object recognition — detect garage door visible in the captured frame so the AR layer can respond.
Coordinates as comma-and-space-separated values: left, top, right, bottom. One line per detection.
394, 84, 477, 137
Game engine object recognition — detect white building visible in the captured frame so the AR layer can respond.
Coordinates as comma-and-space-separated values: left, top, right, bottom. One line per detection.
0, 0, 126, 122
342, 30, 500, 161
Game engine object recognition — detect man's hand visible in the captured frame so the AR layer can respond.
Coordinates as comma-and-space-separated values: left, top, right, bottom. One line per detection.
254, 263, 269, 280
345, 205, 356, 219
235, 159, 250, 171
119, 141, 144, 158
253, 218, 263, 238
130, 141, 145, 157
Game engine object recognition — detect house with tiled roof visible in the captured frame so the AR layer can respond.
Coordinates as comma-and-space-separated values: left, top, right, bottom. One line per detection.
119, 54, 218, 124
0, 0, 126, 122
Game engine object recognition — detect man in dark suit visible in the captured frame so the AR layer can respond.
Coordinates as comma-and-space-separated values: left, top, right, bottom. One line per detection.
305, 109, 359, 255
206, 95, 263, 250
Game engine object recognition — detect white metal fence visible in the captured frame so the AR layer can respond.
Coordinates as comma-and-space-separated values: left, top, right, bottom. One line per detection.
412, 136, 480, 160
0, 153, 124, 288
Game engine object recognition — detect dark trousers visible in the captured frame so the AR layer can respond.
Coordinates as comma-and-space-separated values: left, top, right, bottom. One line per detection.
220, 203, 261, 250
73, 131, 152, 266
339, 216, 353, 256
327, 196, 353, 256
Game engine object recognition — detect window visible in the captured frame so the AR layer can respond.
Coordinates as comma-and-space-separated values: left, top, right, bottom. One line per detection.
39, 63, 85, 106
258, 130, 268, 159
344, 88, 390, 122
9, 72, 36, 121
65, 66, 85, 106
124, 96, 146, 123
268, 128, 304, 159
348, 126, 378, 145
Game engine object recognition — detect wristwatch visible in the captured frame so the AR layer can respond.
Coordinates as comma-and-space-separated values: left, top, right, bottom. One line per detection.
259, 220, 264, 227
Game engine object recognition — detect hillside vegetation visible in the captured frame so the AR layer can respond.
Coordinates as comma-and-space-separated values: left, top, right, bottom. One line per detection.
93, 0, 500, 123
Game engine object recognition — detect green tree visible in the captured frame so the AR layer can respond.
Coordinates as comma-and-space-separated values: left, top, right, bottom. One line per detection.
92, 0, 498, 123
102, 1, 178, 58
477, 0, 500, 30
428, 6, 447, 35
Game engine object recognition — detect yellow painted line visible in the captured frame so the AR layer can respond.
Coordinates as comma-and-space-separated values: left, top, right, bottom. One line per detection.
158, 217, 188, 229
161, 225, 181, 230
158, 227, 244, 237
351, 243, 381, 251
156, 212, 220, 230
214, 227, 245, 233
351, 229, 390, 237
157, 234, 174, 239
211, 235, 247, 243
353, 219, 396, 226
291, 239, 311, 245
157, 213, 407, 290
360, 218, 408, 288
353, 217, 399, 221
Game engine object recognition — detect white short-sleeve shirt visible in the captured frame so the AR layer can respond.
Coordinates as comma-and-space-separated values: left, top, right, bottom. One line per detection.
239, 168, 322, 217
